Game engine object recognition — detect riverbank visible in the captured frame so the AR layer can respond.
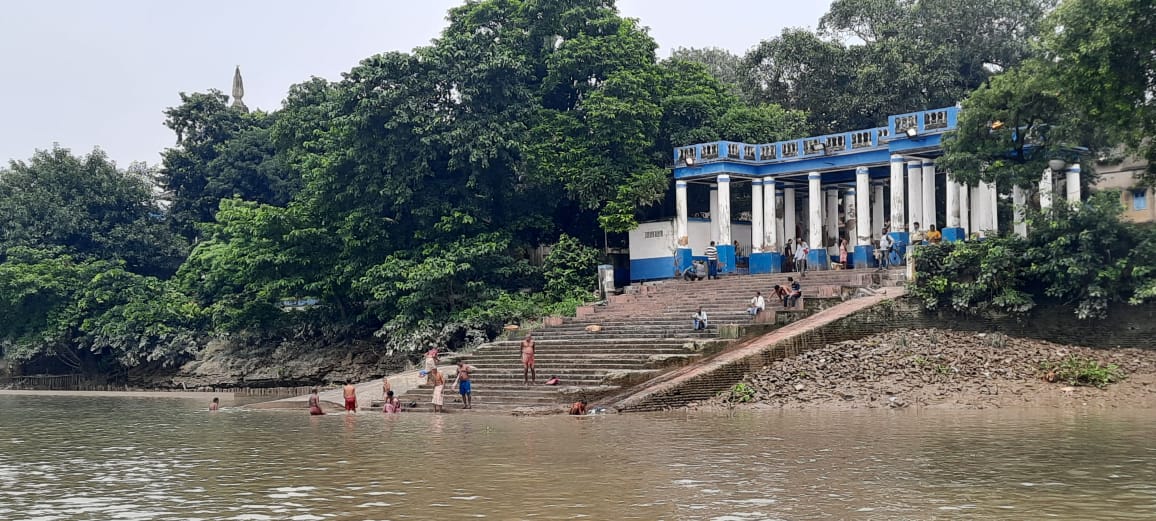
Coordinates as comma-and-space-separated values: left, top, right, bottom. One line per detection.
700, 329, 1156, 410
0, 389, 232, 400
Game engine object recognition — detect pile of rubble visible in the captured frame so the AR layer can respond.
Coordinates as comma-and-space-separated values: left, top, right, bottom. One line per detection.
706, 329, 1156, 409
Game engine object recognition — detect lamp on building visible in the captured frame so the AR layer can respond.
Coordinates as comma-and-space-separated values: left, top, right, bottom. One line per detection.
1048, 159, 1066, 172
905, 127, 918, 138
684, 156, 696, 167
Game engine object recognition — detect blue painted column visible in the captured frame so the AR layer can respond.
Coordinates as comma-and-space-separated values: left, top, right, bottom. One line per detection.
674, 180, 693, 273
943, 173, 964, 242
853, 166, 874, 268
716, 174, 736, 273
806, 172, 829, 270
889, 155, 909, 264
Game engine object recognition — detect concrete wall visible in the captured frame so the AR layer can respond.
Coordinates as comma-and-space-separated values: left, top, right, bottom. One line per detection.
629, 219, 753, 281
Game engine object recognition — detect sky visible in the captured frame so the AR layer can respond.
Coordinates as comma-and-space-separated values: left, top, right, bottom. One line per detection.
0, 1, 831, 168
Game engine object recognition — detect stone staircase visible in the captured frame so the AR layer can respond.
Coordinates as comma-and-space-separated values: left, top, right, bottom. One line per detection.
397, 268, 905, 412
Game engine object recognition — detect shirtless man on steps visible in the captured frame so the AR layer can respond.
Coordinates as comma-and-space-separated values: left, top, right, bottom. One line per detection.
521, 333, 536, 385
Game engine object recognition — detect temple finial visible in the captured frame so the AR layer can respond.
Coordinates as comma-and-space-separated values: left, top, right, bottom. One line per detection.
231, 66, 248, 112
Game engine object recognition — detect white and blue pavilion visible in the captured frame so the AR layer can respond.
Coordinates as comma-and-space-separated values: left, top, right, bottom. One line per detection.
626, 106, 1086, 282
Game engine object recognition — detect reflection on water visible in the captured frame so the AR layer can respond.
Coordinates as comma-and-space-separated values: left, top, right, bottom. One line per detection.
1, 395, 1155, 520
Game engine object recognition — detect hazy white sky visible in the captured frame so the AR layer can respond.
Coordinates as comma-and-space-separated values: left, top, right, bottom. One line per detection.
0, 1, 831, 167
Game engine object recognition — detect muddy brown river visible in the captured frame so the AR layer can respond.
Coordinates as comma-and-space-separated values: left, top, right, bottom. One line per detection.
1, 395, 1154, 520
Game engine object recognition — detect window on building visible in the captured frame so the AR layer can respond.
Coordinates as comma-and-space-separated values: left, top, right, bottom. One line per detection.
644, 230, 664, 239
1133, 190, 1148, 211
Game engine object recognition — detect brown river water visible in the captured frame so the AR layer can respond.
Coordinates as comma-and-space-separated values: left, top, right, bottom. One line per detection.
1, 395, 1154, 520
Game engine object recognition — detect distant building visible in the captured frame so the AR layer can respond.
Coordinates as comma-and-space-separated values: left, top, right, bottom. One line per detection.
1094, 156, 1153, 223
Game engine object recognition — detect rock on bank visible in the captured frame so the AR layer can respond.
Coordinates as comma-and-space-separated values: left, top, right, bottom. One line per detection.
168, 336, 407, 389
703, 329, 1156, 410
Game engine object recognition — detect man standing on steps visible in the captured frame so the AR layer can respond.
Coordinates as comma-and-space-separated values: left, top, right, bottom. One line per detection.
521, 333, 536, 385
705, 241, 719, 279
794, 238, 809, 277
454, 360, 476, 410
430, 366, 446, 413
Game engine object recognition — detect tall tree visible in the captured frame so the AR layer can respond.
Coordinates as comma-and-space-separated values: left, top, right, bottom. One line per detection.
0, 147, 186, 278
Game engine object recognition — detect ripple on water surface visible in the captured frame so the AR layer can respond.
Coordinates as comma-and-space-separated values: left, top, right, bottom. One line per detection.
1, 395, 1155, 520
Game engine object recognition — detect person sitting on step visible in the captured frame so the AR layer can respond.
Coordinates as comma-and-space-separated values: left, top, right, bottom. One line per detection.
692, 307, 708, 331
785, 277, 802, 308
746, 291, 765, 316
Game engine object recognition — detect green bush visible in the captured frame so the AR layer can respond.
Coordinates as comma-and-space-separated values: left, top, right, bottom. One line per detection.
730, 381, 757, 403
911, 192, 1156, 319
543, 234, 601, 301
1040, 356, 1124, 389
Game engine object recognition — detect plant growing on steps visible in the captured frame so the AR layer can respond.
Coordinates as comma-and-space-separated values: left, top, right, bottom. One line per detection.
729, 381, 757, 403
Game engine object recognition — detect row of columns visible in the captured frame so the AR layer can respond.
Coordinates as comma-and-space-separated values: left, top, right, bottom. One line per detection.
672, 157, 1083, 274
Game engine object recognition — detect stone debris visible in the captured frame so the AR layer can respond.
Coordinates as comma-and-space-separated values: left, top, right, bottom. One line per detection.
704, 329, 1156, 410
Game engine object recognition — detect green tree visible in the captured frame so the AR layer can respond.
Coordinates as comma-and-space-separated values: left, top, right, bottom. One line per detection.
1043, 0, 1156, 183
0, 147, 186, 278
669, 46, 743, 97
160, 91, 299, 238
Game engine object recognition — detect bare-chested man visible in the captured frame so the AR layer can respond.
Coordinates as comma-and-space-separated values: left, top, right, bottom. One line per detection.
430, 367, 446, 413
342, 382, 358, 413
454, 360, 477, 409
521, 333, 536, 385
381, 378, 391, 403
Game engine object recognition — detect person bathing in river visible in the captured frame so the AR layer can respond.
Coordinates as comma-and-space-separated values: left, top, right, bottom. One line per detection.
569, 400, 587, 416
424, 347, 440, 382
308, 388, 325, 416
343, 381, 358, 413
209, 397, 220, 412
383, 390, 402, 413
454, 360, 477, 410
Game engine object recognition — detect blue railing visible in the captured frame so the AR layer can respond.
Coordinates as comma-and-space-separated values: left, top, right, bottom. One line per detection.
673, 106, 959, 166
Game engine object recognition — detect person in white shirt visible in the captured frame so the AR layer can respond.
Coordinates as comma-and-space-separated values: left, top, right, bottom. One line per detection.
692, 307, 708, 331
746, 291, 766, 316
879, 231, 894, 270
794, 238, 809, 276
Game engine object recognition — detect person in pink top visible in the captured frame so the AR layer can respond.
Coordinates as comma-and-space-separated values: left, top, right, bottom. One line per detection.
382, 390, 402, 413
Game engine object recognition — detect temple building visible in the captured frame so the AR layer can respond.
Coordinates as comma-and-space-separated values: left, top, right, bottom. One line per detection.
627, 106, 1087, 282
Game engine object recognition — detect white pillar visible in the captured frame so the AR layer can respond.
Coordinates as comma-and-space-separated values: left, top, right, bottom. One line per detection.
971, 184, 985, 233
717, 175, 731, 246
775, 191, 785, 251
946, 177, 960, 228
751, 179, 764, 252
856, 167, 871, 246
709, 184, 720, 243
907, 159, 923, 231
763, 180, 777, 252
826, 188, 839, 249
872, 183, 885, 240
960, 184, 971, 236
675, 180, 689, 247
844, 189, 856, 247
1013, 185, 1027, 238
890, 155, 906, 232
922, 160, 936, 229
1039, 168, 1054, 210
784, 187, 796, 243
987, 181, 999, 234
1066, 164, 1081, 204
808, 172, 822, 249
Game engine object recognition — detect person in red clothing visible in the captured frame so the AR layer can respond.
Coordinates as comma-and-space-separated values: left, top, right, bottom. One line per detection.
308, 388, 325, 416
342, 382, 358, 413
569, 400, 588, 416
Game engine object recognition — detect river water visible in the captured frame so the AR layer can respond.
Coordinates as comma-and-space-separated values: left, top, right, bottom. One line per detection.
2, 395, 1154, 520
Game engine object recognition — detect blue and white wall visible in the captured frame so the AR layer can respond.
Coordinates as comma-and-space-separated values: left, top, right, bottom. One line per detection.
629, 219, 751, 281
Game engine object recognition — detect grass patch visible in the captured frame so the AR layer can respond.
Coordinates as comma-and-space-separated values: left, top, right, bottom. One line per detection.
1041, 356, 1125, 389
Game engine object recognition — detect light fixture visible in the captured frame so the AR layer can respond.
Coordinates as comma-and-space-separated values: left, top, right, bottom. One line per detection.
1048, 159, 1066, 172
905, 127, 918, 138
684, 156, 696, 167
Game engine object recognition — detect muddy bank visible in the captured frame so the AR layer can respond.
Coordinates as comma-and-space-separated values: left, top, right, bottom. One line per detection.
700, 329, 1156, 410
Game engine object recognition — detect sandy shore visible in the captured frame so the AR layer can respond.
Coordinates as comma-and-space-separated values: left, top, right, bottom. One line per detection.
0, 389, 234, 400
699, 329, 1156, 411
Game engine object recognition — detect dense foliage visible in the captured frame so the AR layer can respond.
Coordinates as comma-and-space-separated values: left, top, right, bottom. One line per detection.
3, 0, 1149, 378
911, 192, 1156, 319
